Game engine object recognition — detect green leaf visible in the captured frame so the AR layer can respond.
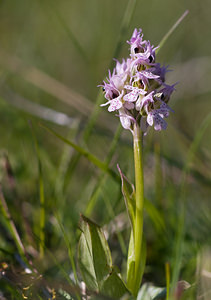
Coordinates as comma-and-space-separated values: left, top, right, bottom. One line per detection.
117, 165, 136, 232
101, 268, 129, 299
117, 165, 147, 293
126, 232, 135, 292
78, 215, 128, 298
127, 234, 146, 294
78, 233, 98, 291
78, 215, 112, 291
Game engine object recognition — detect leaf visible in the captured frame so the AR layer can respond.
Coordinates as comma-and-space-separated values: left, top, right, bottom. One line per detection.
117, 165, 147, 293
78, 215, 112, 291
78, 215, 128, 298
127, 235, 147, 295
101, 269, 129, 299
117, 165, 136, 232
78, 233, 99, 291
126, 232, 135, 292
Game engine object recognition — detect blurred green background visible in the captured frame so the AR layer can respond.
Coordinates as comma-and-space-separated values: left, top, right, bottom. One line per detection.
0, 0, 210, 299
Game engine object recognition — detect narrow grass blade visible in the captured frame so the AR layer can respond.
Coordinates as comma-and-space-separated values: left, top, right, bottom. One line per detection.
104, 124, 122, 165
57, 0, 138, 185
112, 0, 138, 62
30, 123, 45, 258
144, 198, 165, 234
44, 247, 81, 299
102, 189, 127, 256
161, 151, 211, 188
171, 111, 211, 289
154, 142, 163, 208
54, 124, 81, 216
0, 185, 25, 259
54, 213, 80, 300
85, 124, 122, 216
40, 124, 119, 182
83, 0, 138, 142
156, 10, 189, 55
55, 213, 78, 285
84, 125, 127, 254
37, 0, 88, 62
85, 175, 107, 217
165, 262, 170, 300
184, 112, 211, 173
0, 279, 23, 300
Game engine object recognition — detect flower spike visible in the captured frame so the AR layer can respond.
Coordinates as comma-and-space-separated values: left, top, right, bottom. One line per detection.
100, 28, 176, 132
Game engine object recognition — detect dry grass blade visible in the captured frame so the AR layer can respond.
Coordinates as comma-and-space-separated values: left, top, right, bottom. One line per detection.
1, 89, 79, 127
0, 50, 114, 132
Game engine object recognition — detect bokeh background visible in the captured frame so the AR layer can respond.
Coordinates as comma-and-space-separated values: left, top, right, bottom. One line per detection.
0, 0, 210, 299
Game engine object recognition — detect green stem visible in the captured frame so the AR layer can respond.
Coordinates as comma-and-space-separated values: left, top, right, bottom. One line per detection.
133, 122, 144, 295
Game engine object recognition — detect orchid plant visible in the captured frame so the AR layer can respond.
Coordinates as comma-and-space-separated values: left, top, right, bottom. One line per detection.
78, 28, 176, 299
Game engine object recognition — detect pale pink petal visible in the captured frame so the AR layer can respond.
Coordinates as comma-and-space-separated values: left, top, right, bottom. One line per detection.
140, 71, 160, 79
123, 90, 139, 102
147, 113, 154, 126
108, 99, 122, 112
124, 85, 134, 90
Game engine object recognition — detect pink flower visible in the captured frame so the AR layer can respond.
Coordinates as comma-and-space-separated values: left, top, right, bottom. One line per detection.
100, 28, 176, 133
100, 90, 124, 112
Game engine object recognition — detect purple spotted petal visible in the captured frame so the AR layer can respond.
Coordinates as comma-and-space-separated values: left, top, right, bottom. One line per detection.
108, 98, 123, 112
124, 85, 134, 91
147, 112, 167, 131
154, 115, 167, 131
123, 90, 139, 102
156, 102, 174, 117
140, 70, 160, 79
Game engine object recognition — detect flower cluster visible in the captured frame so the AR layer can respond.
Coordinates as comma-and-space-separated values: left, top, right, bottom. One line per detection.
100, 28, 176, 132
